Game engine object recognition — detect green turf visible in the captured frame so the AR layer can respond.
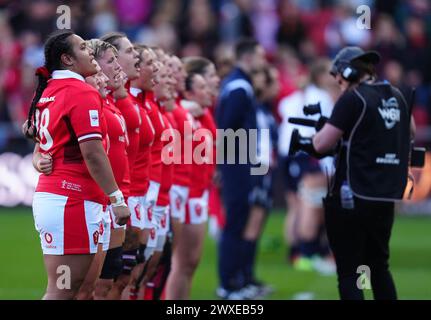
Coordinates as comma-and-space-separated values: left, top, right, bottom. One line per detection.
0, 207, 430, 300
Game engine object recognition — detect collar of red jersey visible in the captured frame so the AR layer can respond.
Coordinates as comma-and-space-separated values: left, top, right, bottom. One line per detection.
51, 70, 85, 82
129, 87, 142, 98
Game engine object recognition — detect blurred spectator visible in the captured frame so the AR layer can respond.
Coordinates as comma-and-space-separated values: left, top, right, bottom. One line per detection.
219, 0, 254, 44
372, 14, 405, 69
179, 0, 219, 58
276, 0, 306, 52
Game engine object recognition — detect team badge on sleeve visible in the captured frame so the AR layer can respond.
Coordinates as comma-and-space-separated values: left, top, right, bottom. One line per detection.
89, 110, 100, 127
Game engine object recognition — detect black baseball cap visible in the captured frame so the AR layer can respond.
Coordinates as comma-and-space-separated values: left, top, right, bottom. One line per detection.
330, 46, 381, 76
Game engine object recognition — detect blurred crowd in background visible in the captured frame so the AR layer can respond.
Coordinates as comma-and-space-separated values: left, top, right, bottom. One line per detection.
0, 0, 430, 154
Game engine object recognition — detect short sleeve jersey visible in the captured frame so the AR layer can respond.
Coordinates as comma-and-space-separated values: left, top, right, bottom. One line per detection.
156, 111, 174, 206
171, 101, 193, 187
197, 108, 217, 189
35, 70, 107, 204
103, 98, 129, 198
115, 94, 140, 169
145, 91, 166, 184
129, 88, 155, 196
180, 101, 208, 198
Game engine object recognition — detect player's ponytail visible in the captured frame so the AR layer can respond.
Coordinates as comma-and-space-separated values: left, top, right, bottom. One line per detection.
25, 30, 75, 140
25, 67, 50, 139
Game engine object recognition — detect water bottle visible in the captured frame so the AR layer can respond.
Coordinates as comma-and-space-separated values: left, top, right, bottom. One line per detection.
340, 181, 355, 209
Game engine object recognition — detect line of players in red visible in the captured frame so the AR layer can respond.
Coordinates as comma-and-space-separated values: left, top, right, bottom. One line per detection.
26, 30, 220, 300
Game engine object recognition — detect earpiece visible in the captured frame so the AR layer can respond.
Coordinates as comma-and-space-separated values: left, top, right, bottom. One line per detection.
340, 65, 358, 81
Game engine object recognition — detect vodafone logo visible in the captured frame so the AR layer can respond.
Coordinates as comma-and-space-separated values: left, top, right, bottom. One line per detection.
175, 196, 182, 210
135, 204, 141, 221
150, 228, 156, 240
44, 232, 53, 244
147, 207, 153, 221
195, 204, 202, 216
93, 231, 99, 245
161, 214, 166, 228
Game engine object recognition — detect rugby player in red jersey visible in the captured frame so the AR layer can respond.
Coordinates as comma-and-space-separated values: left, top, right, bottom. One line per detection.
166, 56, 192, 246
166, 71, 213, 299
26, 31, 129, 300
81, 39, 134, 299
140, 50, 167, 257
182, 57, 221, 236
136, 52, 179, 300
75, 61, 112, 300
126, 45, 160, 299
99, 32, 143, 300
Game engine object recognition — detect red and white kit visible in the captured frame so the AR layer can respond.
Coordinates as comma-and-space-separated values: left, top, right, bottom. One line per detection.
182, 102, 213, 225
143, 91, 166, 238
169, 99, 193, 223
32, 70, 107, 255
104, 96, 129, 232
154, 109, 175, 241
114, 90, 141, 228
128, 87, 155, 230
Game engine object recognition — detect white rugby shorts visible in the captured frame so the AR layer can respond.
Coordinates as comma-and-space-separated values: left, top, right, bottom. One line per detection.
32, 192, 103, 255
169, 184, 189, 223
185, 195, 208, 225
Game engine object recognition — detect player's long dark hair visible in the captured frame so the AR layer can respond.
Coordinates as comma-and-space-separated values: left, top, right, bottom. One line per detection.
25, 30, 75, 139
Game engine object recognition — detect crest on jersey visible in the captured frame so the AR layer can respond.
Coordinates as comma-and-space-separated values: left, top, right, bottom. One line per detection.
99, 221, 104, 235
175, 196, 182, 210
195, 204, 202, 216
93, 230, 99, 245
161, 214, 166, 228
135, 204, 141, 221
147, 207, 153, 221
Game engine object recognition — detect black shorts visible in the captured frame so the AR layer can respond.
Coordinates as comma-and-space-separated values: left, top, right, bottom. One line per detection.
282, 152, 322, 192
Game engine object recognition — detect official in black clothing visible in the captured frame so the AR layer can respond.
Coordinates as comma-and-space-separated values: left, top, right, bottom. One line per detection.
290, 46, 415, 300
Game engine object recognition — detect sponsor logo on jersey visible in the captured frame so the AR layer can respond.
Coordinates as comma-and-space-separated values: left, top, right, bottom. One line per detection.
61, 180, 82, 192
378, 97, 400, 130
39, 96, 55, 104
44, 232, 53, 244
89, 110, 100, 127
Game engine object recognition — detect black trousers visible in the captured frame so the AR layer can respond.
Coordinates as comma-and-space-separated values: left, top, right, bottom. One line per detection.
323, 195, 397, 300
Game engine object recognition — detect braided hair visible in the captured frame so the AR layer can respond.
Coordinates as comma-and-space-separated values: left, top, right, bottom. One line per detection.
25, 30, 74, 139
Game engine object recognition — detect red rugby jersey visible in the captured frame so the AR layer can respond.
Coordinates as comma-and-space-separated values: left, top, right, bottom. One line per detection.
103, 98, 129, 198
129, 87, 155, 196
114, 93, 140, 169
35, 70, 107, 204
180, 101, 208, 198
197, 108, 217, 189
156, 110, 174, 206
171, 100, 193, 187
145, 91, 165, 184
